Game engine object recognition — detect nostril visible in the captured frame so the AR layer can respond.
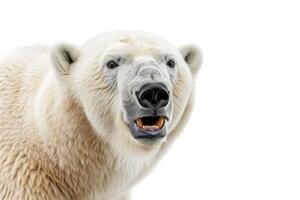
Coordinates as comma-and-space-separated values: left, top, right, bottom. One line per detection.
156, 91, 169, 102
141, 90, 155, 102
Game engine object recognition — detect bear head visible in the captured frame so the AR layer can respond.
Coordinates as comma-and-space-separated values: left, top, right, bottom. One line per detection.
51, 31, 202, 156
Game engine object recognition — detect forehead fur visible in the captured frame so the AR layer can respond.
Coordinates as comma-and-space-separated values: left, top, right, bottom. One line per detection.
80, 31, 178, 58
118, 36, 135, 44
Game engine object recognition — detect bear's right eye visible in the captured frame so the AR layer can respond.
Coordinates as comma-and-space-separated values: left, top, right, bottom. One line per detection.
106, 60, 119, 69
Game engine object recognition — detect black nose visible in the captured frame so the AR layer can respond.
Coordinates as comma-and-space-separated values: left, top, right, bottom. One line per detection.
137, 83, 169, 109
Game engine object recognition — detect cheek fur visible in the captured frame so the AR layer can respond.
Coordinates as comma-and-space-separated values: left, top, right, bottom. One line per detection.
74, 68, 121, 136
168, 66, 193, 132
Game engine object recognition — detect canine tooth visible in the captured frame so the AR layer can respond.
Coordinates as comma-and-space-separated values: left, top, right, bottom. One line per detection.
136, 119, 143, 128
156, 117, 165, 129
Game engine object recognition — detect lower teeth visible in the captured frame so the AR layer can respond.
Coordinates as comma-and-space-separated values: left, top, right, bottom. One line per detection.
143, 125, 158, 129
142, 126, 159, 131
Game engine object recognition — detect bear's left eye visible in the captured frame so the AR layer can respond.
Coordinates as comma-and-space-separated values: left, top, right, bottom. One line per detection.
106, 60, 119, 69
166, 59, 176, 68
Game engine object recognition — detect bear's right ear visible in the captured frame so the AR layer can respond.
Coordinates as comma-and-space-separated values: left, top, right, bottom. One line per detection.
51, 43, 80, 75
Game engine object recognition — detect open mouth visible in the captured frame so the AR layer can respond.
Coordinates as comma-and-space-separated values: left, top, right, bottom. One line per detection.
135, 116, 165, 132
129, 115, 167, 140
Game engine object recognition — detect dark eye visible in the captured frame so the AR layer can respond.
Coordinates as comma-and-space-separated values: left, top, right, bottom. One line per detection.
106, 60, 119, 69
166, 59, 176, 68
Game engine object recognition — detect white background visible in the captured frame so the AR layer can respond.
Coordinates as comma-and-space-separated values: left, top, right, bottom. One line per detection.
0, 0, 300, 199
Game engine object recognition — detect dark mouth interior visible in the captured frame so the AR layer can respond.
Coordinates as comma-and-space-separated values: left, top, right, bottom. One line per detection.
141, 116, 160, 125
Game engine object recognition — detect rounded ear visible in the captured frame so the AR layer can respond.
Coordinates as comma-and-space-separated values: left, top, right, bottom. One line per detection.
51, 43, 80, 75
179, 45, 203, 76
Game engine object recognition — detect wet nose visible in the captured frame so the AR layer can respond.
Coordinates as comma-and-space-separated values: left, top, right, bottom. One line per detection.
136, 83, 169, 109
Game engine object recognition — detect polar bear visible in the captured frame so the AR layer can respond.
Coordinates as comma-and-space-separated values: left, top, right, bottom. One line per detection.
0, 31, 202, 200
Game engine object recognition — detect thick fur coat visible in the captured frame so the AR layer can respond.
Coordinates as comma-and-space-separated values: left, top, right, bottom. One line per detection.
0, 31, 202, 200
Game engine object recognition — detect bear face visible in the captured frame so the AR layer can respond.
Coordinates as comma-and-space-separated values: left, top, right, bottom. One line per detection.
51, 31, 202, 156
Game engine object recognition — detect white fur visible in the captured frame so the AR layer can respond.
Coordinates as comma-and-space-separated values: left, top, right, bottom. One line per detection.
0, 31, 202, 200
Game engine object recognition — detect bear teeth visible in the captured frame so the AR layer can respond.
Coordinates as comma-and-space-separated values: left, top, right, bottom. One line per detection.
156, 116, 165, 129
135, 117, 165, 131
136, 118, 143, 128
142, 125, 158, 129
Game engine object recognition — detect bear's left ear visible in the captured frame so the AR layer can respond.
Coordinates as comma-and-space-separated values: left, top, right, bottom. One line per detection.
179, 45, 203, 76
51, 43, 80, 75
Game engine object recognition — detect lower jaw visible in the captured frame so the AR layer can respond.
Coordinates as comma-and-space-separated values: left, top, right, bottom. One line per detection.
129, 121, 166, 143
